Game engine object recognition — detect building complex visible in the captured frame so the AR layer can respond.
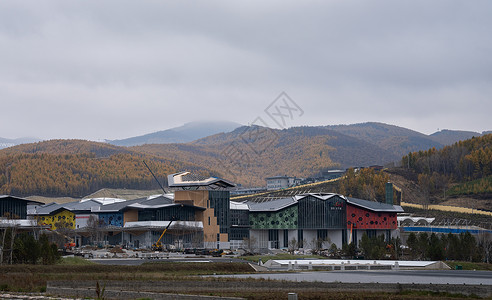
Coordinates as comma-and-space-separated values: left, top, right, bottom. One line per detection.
1, 172, 404, 251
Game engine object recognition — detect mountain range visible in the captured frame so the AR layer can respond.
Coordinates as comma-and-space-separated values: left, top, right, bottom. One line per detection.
108, 121, 242, 146
0, 121, 489, 196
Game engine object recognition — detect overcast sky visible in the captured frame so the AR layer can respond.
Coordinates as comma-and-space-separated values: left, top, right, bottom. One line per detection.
0, 1, 490, 141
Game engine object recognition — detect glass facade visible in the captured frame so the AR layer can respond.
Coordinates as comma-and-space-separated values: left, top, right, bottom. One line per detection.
209, 191, 230, 234
229, 227, 249, 240
230, 208, 250, 241
0, 198, 28, 219
230, 209, 249, 226
298, 195, 346, 229
138, 205, 196, 222
268, 229, 279, 249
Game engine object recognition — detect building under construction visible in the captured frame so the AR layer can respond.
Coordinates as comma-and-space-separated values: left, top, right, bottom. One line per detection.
11, 172, 404, 251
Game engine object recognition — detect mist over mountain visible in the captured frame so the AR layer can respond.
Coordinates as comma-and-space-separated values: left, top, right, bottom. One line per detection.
108, 121, 242, 146
0, 137, 41, 150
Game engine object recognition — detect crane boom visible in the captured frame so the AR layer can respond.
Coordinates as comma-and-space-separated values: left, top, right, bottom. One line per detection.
143, 160, 167, 194
155, 219, 174, 246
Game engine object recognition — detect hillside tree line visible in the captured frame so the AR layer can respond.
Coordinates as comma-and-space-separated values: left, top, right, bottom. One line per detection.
401, 134, 492, 196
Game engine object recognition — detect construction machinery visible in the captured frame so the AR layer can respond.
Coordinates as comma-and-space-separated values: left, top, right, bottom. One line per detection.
151, 219, 174, 251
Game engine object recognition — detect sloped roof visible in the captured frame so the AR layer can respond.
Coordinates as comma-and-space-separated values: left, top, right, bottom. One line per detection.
230, 201, 249, 210
248, 196, 297, 212
0, 195, 43, 205
92, 198, 143, 213
247, 193, 341, 212
31, 202, 65, 215
242, 193, 403, 213
31, 199, 105, 215
168, 171, 235, 189
80, 197, 126, 205
93, 194, 204, 212
346, 197, 404, 212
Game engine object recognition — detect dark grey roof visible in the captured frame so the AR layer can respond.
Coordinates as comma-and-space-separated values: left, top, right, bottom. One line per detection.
182, 173, 210, 182
137, 195, 173, 206
94, 198, 142, 213
0, 195, 44, 205
31, 199, 104, 215
243, 193, 404, 213
346, 197, 404, 212
68, 199, 104, 212
31, 202, 65, 215
94, 194, 205, 212
265, 176, 293, 180
246, 193, 340, 212
247, 196, 297, 212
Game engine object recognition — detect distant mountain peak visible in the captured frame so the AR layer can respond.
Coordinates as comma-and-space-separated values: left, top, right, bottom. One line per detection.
430, 129, 482, 145
108, 120, 242, 146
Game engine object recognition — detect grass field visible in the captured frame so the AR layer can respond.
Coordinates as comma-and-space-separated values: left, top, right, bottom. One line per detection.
0, 259, 490, 299
0, 262, 253, 293
444, 261, 492, 271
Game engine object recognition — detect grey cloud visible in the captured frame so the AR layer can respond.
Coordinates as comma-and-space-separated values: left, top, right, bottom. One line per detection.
0, 1, 490, 140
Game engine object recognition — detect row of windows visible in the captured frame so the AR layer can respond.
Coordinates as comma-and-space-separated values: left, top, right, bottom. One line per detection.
209, 191, 230, 234
0, 199, 27, 219
139, 206, 196, 222
297, 196, 346, 229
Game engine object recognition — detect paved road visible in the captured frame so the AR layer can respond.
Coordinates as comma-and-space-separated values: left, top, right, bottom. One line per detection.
215, 269, 492, 285
89, 257, 492, 286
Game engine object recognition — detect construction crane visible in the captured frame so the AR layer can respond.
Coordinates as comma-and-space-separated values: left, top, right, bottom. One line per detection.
151, 218, 174, 251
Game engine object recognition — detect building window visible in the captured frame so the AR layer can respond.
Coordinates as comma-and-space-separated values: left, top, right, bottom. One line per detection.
208, 216, 211, 226
297, 230, 303, 248
268, 229, 279, 249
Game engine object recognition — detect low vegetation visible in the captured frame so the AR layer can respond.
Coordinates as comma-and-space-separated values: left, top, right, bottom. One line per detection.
1, 232, 59, 265
445, 261, 492, 271
0, 260, 486, 299
58, 256, 96, 265
406, 232, 485, 262
0, 262, 253, 293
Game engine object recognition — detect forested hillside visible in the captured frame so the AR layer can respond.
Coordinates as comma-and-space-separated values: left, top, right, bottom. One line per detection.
1, 126, 487, 198
401, 134, 492, 198
134, 126, 396, 186
0, 140, 209, 197
323, 122, 443, 157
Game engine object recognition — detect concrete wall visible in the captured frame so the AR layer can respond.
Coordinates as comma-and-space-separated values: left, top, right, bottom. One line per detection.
75, 214, 96, 229
250, 230, 268, 250
329, 230, 343, 248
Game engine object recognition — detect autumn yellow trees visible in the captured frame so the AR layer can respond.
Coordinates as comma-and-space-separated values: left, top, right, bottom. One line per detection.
338, 168, 392, 202
402, 134, 492, 196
